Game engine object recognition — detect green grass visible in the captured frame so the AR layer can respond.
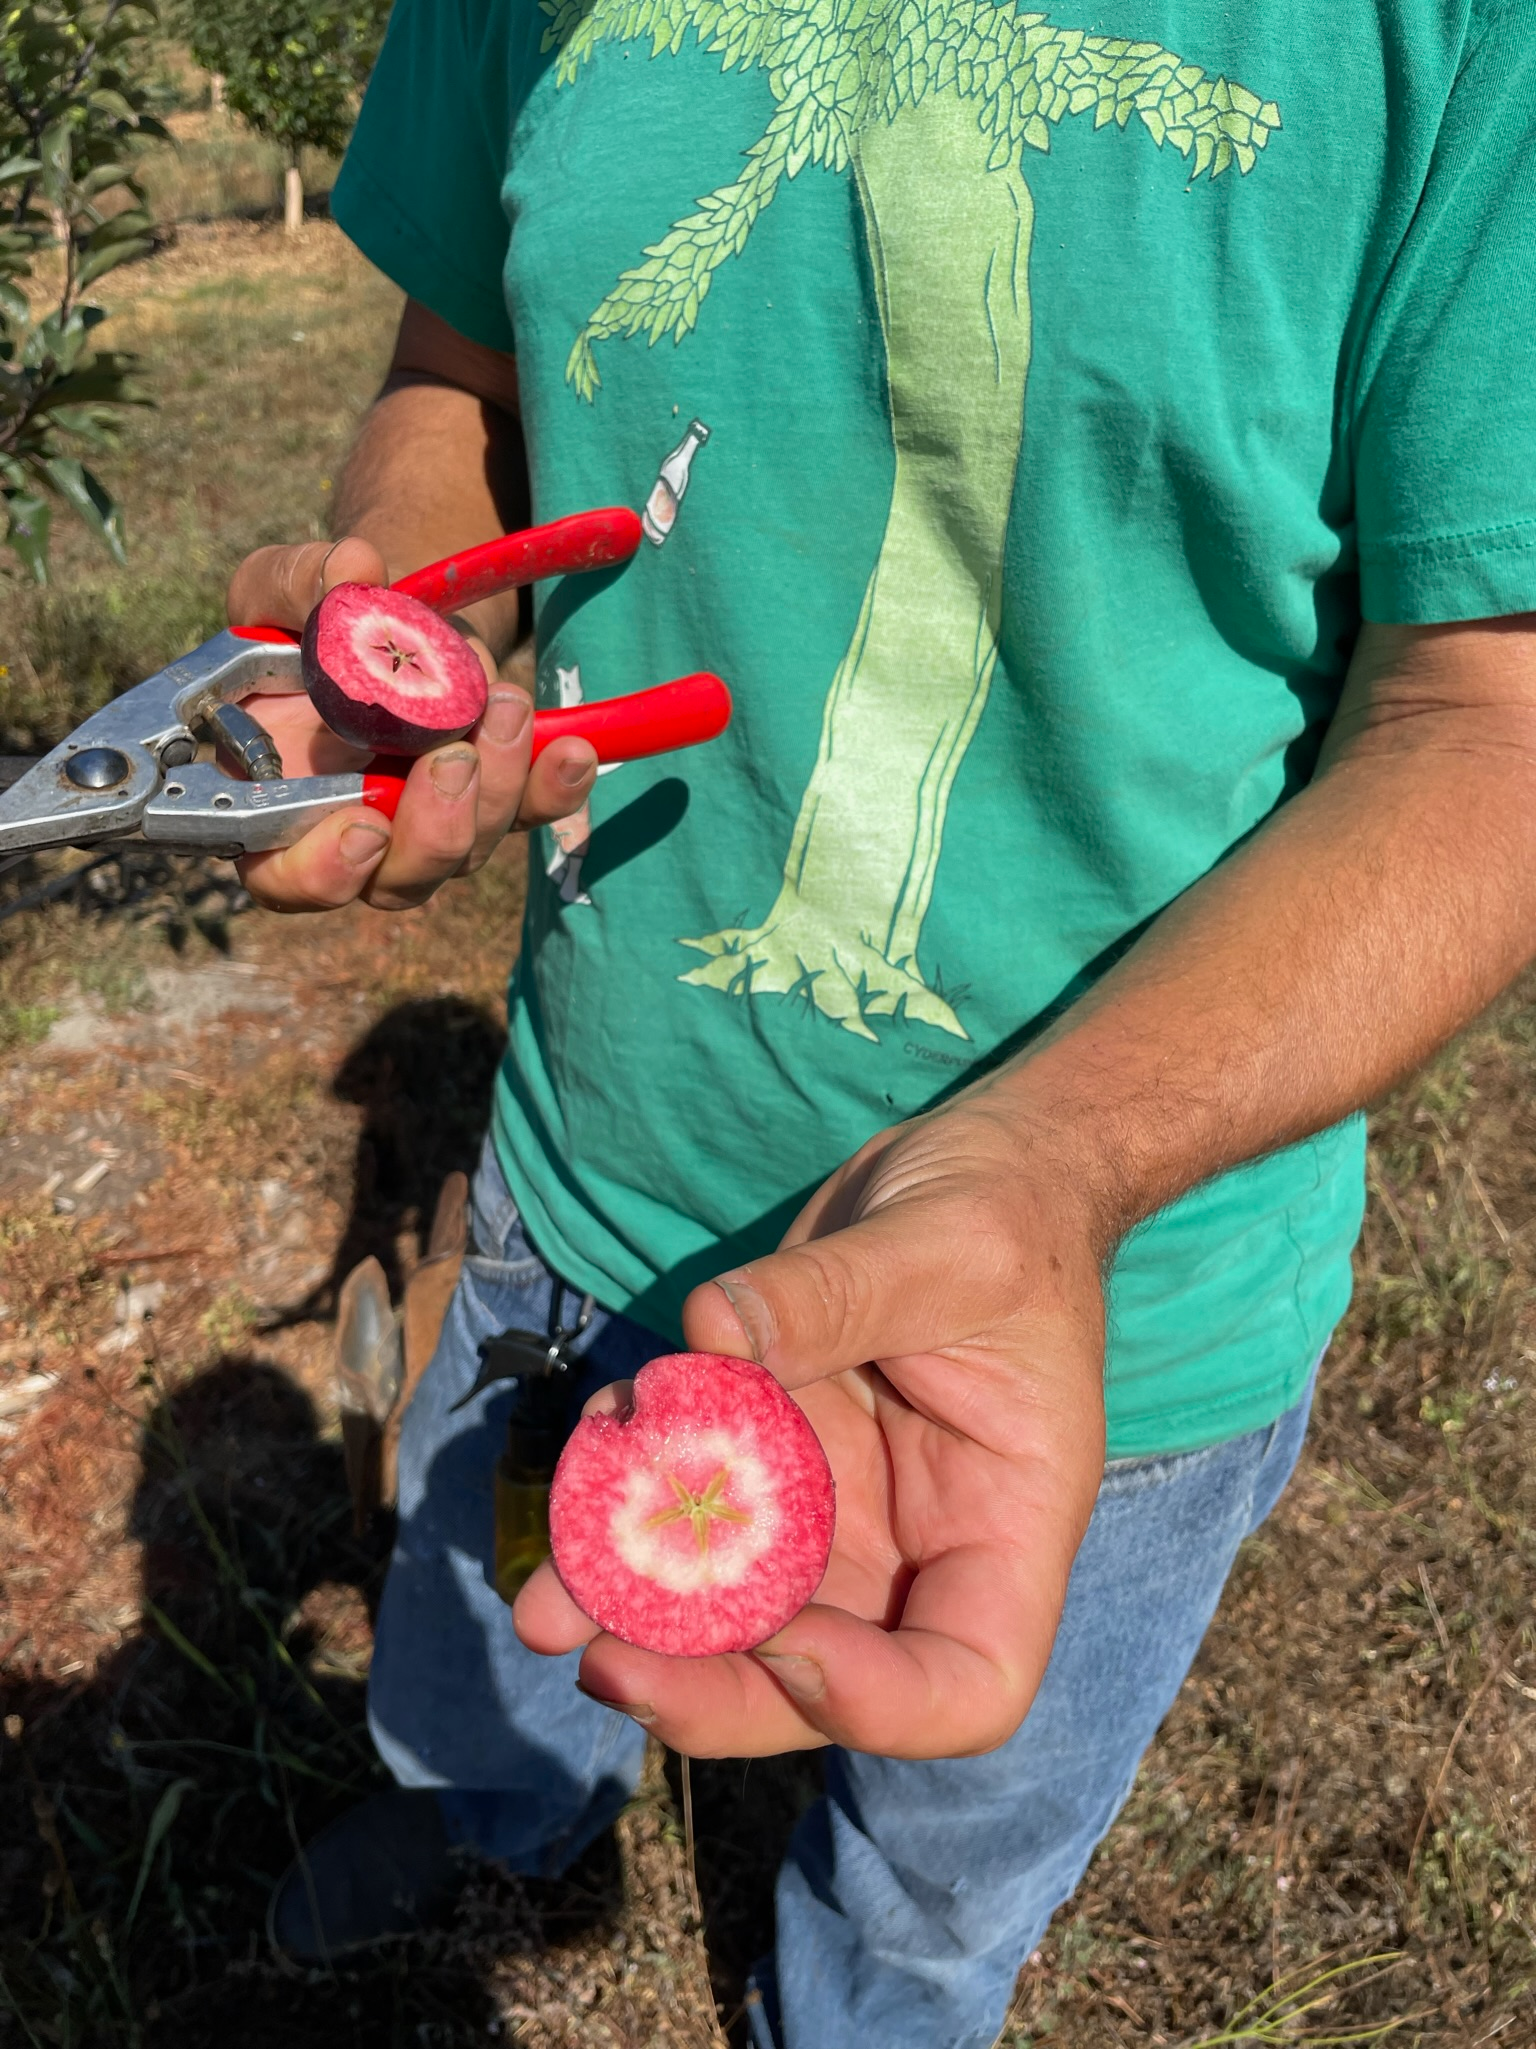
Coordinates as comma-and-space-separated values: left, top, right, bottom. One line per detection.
0, 1001, 59, 1054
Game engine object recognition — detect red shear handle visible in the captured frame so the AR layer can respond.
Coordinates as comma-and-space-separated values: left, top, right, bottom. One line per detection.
233, 507, 645, 650
392, 507, 643, 615
529, 672, 731, 764
360, 673, 732, 821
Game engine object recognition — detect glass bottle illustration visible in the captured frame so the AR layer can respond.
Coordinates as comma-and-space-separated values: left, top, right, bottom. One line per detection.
642, 418, 711, 545
546, 663, 593, 904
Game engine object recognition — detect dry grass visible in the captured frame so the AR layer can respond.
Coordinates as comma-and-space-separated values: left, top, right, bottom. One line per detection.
1000, 1009, 1536, 2047
2, 225, 1534, 2049
139, 112, 342, 230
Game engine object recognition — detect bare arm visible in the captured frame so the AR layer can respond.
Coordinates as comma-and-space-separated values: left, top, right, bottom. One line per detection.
226, 301, 597, 914
985, 616, 1536, 1251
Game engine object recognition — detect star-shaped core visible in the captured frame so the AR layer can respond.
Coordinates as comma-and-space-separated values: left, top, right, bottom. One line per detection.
646, 1468, 752, 1555
373, 637, 422, 675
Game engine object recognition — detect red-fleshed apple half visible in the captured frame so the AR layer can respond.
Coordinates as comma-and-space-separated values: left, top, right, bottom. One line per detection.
548, 1352, 835, 1658
301, 583, 489, 756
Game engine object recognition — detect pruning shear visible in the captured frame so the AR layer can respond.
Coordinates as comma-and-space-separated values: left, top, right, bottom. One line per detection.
0, 507, 732, 861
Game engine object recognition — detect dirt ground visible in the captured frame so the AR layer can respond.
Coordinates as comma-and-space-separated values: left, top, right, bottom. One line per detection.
2, 222, 1534, 2049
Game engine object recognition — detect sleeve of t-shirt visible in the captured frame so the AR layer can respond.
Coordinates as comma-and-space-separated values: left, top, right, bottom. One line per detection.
330, 0, 518, 353
1352, 2, 1536, 624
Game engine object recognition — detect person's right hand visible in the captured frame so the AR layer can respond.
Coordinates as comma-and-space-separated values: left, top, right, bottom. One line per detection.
515, 1092, 1111, 1761
224, 536, 599, 913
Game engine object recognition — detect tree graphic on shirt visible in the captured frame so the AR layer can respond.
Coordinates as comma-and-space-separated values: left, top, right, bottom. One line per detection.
545, 0, 1280, 1039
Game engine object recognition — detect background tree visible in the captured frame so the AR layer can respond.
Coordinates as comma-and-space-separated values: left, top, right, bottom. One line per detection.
0, 0, 165, 582
182, 0, 389, 234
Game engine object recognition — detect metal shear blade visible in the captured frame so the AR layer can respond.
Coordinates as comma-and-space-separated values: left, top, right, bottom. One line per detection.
0, 631, 356, 859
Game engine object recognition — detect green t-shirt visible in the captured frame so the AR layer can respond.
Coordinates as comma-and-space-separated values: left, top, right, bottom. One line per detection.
334, 0, 1536, 1456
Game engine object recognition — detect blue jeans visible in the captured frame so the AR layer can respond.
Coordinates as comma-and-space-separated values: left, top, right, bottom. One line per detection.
369, 1144, 1318, 2049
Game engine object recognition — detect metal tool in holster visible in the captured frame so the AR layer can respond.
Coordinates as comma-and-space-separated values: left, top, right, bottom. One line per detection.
450, 1287, 596, 1604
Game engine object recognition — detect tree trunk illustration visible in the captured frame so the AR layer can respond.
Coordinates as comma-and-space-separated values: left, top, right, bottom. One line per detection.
681, 92, 1034, 1040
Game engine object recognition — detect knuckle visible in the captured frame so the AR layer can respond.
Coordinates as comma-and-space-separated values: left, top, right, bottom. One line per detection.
244, 880, 325, 916
281, 544, 324, 617
399, 805, 478, 866
364, 883, 436, 912
432, 822, 479, 869
241, 851, 352, 916
797, 1237, 877, 1345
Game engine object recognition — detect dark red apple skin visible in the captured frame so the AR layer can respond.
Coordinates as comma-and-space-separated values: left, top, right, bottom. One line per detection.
300, 595, 489, 757
549, 1352, 836, 1659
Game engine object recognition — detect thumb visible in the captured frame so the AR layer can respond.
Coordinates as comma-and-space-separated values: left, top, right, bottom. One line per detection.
227, 535, 388, 632
682, 1195, 1010, 1392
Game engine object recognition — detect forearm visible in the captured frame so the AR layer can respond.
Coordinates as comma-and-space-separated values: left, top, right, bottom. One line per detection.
984, 619, 1536, 1252
331, 380, 529, 658
323, 299, 530, 658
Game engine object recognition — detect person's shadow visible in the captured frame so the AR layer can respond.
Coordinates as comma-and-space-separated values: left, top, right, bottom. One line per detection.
0, 1350, 540, 2044
263, 993, 507, 1332
0, 996, 814, 2045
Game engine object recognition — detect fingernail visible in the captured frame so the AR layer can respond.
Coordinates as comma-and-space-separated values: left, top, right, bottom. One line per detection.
482, 691, 531, 746
557, 752, 595, 790
755, 1652, 825, 1702
715, 1275, 775, 1363
339, 823, 390, 867
429, 747, 479, 799
576, 1684, 655, 1724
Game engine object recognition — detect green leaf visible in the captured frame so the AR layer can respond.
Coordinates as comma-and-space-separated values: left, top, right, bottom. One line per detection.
77, 161, 134, 198
47, 350, 141, 398
75, 237, 151, 290
40, 455, 124, 561
37, 403, 122, 444
84, 85, 137, 124
124, 1778, 196, 1933
145, 1601, 237, 1693
84, 208, 153, 248
5, 489, 52, 583
37, 117, 73, 200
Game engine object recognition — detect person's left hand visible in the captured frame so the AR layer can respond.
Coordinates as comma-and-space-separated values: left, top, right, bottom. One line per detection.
225, 537, 598, 914
513, 1094, 1110, 1759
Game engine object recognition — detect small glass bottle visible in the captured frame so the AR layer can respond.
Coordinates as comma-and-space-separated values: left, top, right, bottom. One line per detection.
643, 419, 711, 546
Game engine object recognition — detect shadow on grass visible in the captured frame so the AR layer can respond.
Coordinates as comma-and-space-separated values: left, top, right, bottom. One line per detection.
0, 1350, 645, 2046
0, 996, 574, 2044
261, 994, 508, 1337
0, 994, 816, 2045
0, 1359, 813, 2047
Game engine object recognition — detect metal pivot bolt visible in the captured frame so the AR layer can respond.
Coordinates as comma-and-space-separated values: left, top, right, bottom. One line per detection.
203, 703, 283, 783
64, 747, 131, 791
